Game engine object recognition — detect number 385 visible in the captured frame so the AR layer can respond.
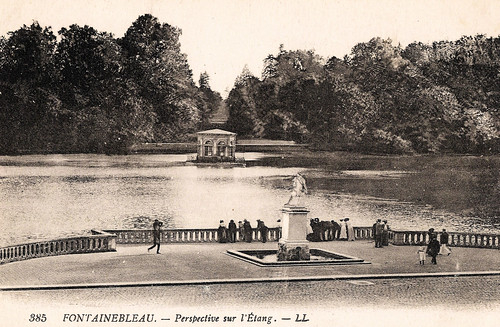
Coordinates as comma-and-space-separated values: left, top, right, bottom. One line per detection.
29, 314, 47, 322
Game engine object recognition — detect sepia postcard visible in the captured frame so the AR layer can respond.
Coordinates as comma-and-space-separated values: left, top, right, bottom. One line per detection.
1, 1, 499, 326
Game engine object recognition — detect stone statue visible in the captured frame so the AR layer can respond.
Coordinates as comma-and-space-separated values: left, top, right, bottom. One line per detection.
285, 173, 308, 206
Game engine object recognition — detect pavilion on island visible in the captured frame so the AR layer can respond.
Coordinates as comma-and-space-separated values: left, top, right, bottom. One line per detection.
196, 129, 236, 162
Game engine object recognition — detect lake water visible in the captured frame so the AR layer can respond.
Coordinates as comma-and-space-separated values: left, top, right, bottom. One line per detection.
0, 152, 499, 246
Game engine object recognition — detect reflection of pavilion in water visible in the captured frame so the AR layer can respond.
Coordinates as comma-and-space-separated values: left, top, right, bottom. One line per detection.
196, 129, 236, 162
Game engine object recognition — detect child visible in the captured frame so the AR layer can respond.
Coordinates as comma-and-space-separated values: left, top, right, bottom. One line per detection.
417, 241, 426, 265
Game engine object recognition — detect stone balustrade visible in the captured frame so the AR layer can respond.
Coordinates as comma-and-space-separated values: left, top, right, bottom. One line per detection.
103, 228, 282, 244
0, 230, 116, 265
353, 226, 379, 240
392, 230, 500, 249
1, 227, 497, 265
104, 227, 378, 244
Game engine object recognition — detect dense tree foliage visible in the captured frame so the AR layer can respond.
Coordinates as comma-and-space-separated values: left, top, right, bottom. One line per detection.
227, 38, 500, 154
0, 15, 221, 154
1, 16, 499, 155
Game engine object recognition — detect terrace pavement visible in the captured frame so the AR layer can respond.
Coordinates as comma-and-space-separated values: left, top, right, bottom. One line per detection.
1, 240, 499, 326
0, 239, 499, 288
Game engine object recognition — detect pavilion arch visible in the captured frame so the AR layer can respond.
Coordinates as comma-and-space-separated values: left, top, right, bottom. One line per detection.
204, 140, 214, 156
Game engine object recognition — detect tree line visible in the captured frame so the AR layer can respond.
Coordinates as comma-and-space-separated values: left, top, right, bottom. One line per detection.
1, 14, 499, 155
0, 14, 221, 154
226, 38, 500, 154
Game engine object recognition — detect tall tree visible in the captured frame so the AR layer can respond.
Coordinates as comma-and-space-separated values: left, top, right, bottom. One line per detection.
120, 14, 199, 141
197, 71, 222, 127
0, 22, 59, 153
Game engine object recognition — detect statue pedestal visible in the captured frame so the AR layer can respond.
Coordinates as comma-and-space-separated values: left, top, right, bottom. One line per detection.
277, 205, 310, 261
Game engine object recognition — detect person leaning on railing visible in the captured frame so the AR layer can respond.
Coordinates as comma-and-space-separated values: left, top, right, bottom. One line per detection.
382, 220, 390, 246
228, 220, 237, 243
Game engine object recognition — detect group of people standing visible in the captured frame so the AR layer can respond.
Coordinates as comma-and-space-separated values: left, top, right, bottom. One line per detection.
418, 228, 452, 265
217, 219, 269, 243
372, 219, 390, 248
308, 217, 355, 242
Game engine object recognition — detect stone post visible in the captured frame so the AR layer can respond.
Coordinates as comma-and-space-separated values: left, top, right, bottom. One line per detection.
277, 205, 310, 261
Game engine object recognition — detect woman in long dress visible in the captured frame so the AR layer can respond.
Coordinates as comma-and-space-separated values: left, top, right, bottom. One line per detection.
339, 219, 347, 240
345, 218, 355, 241
217, 220, 227, 243
438, 229, 452, 255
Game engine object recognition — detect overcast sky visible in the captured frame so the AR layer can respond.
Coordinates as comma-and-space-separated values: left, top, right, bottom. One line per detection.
2, 0, 500, 96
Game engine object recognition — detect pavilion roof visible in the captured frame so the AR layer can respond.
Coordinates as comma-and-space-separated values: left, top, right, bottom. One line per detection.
196, 129, 236, 135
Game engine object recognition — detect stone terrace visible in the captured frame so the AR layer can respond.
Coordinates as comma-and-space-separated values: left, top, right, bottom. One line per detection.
1, 240, 499, 288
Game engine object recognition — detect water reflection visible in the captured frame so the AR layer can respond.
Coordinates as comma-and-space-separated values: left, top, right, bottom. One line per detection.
0, 153, 498, 246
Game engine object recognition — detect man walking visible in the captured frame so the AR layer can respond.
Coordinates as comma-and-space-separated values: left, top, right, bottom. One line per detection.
374, 219, 383, 248
147, 219, 163, 254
